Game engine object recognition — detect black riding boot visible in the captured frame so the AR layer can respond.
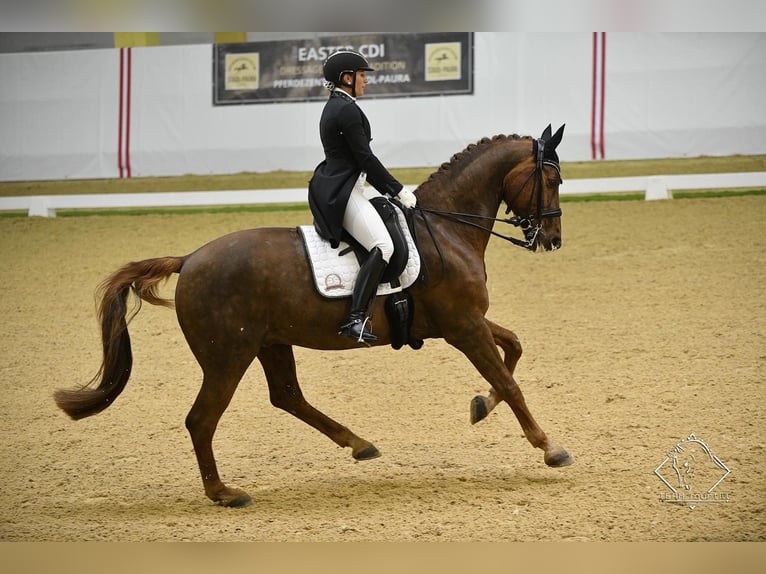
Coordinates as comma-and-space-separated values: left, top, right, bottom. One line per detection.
339, 247, 388, 343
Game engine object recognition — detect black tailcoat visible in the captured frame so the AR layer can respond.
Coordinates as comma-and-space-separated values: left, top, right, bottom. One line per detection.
309, 90, 403, 247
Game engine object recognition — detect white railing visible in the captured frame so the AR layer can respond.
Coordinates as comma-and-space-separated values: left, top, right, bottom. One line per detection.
0, 188, 308, 217
1, 172, 765, 217
559, 171, 766, 199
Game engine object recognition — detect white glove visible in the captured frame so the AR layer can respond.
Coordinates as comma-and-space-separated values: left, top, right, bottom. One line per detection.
396, 187, 417, 209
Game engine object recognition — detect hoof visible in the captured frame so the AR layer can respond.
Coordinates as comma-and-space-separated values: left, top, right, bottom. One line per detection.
544, 448, 575, 468
353, 445, 381, 461
219, 492, 253, 508
470, 396, 488, 424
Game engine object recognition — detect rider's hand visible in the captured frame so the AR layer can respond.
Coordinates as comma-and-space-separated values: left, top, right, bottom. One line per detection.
396, 187, 417, 209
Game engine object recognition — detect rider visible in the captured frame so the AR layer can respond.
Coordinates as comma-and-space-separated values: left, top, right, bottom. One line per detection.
309, 49, 418, 344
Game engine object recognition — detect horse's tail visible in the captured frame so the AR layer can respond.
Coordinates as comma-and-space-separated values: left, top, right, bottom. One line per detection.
53, 256, 184, 420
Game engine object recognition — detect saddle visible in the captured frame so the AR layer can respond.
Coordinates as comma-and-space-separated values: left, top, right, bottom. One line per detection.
299, 197, 423, 350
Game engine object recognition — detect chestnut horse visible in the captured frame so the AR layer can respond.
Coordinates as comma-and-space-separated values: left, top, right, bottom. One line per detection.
54, 124, 573, 507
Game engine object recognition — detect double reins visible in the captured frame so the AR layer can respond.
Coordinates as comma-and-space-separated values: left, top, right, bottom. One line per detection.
413, 137, 562, 250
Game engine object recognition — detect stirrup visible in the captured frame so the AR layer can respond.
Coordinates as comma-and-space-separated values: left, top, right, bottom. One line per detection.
339, 316, 378, 343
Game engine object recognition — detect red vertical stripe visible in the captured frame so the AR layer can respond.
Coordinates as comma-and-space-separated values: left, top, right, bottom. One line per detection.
125, 47, 132, 178
118, 48, 124, 178
117, 47, 132, 178
591, 32, 606, 160
599, 32, 606, 160
591, 33, 597, 160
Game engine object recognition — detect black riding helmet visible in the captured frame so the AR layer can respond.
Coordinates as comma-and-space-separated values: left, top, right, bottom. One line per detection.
322, 50, 374, 97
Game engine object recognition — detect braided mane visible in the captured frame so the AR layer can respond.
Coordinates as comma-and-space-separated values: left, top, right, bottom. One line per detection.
424, 134, 532, 186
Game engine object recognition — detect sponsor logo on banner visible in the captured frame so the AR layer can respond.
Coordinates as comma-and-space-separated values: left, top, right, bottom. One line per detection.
425, 42, 462, 82
225, 53, 259, 91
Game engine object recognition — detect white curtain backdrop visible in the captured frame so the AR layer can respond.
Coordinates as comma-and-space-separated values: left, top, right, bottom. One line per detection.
1, 33, 764, 181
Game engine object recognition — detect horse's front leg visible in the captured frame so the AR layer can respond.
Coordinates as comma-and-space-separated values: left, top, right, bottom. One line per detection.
449, 319, 573, 468
470, 319, 522, 424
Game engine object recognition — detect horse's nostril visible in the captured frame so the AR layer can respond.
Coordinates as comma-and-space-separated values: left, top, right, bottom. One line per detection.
552, 238, 562, 250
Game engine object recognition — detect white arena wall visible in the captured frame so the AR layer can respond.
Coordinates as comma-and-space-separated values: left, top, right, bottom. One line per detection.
0, 32, 764, 182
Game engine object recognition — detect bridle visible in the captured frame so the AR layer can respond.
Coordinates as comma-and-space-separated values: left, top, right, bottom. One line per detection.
412, 137, 563, 251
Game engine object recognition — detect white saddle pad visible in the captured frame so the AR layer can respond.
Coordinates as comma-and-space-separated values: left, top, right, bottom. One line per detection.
299, 209, 421, 299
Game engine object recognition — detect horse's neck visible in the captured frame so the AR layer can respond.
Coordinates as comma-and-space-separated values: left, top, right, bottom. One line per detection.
420, 150, 512, 217
416, 165, 504, 256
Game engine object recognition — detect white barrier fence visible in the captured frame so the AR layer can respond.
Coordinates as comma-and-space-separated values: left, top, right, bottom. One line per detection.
0, 188, 309, 218
559, 171, 766, 200
1, 172, 765, 217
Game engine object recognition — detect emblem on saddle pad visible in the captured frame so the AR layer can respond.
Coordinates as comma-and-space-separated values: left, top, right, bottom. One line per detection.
324, 273, 345, 292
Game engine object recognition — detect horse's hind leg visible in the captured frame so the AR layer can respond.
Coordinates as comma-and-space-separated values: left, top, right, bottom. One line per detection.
470, 320, 522, 424
186, 365, 254, 508
258, 344, 381, 461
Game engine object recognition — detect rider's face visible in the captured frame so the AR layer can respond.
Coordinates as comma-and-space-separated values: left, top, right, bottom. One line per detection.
342, 70, 368, 97
354, 70, 368, 97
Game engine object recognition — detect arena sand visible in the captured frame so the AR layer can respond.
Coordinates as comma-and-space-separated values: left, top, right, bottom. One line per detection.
0, 195, 764, 542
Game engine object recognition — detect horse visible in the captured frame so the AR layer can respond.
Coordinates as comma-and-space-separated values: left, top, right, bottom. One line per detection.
54, 124, 573, 507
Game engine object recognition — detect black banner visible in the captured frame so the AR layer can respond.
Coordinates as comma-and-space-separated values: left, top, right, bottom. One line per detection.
213, 33, 473, 105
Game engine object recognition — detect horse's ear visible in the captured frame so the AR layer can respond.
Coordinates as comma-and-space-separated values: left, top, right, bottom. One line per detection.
548, 124, 565, 150
540, 124, 552, 141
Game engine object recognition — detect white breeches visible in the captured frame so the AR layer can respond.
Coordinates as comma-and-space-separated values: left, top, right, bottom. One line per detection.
342, 174, 394, 263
